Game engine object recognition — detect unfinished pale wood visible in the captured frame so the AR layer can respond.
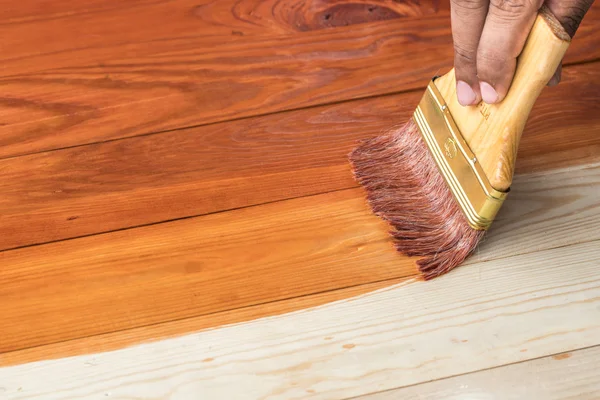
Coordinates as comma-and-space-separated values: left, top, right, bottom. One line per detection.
357, 346, 600, 400
435, 7, 571, 191
1, 239, 599, 399
1, 162, 599, 360
1, 62, 600, 252
470, 162, 600, 262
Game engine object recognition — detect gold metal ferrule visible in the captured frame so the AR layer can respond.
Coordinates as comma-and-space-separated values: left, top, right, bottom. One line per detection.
413, 79, 508, 230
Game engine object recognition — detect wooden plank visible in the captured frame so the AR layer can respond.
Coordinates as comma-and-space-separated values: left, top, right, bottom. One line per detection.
1, 239, 599, 399
0, 189, 416, 354
356, 346, 600, 400
0, 277, 409, 367
1, 162, 599, 356
2, 62, 600, 251
0, 4, 599, 159
0, 0, 445, 61
471, 163, 600, 263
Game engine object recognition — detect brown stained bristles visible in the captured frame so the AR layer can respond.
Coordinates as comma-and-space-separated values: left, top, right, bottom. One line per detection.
348, 119, 484, 280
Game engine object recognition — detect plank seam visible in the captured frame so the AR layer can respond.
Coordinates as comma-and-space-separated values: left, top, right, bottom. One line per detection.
343, 343, 600, 400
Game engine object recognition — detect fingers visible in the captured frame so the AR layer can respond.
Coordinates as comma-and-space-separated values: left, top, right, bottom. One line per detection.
544, 0, 595, 37
450, 0, 489, 105
476, 0, 544, 104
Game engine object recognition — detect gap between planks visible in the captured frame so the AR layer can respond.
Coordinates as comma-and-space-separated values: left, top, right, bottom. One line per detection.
350, 345, 600, 400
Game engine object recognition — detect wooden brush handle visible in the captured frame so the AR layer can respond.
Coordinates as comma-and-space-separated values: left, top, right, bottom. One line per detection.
434, 6, 571, 191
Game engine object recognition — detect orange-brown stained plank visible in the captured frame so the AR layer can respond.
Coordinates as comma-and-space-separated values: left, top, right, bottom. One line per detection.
1, 3, 599, 159
1, 62, 600, 252
0, 188, 417, 354
0, 0, 445, 61
0, 276, 411, 367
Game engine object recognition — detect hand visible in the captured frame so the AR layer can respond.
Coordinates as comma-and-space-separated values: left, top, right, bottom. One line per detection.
451, 0, 595, 106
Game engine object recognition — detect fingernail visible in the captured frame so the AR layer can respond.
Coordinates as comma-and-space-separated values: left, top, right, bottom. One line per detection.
456, 81, 476, 106
480, 82, 498, 104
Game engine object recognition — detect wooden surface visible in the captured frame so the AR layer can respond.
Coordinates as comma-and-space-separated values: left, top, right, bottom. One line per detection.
2, 239, 600, 399
358, 347, 600, 400
1, 1, 599, 159
1, 1, 600, 399
1, 62, 599, 252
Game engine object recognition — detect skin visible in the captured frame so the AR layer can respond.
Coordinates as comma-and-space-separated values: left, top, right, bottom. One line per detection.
451, 0, 596, 106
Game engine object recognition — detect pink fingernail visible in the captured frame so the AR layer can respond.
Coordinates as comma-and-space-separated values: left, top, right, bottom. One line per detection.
456, 81, 476, 106
480, 82, 498, 104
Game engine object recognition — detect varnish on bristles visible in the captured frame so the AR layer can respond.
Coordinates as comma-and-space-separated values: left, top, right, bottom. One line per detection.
349, 120, 484, 280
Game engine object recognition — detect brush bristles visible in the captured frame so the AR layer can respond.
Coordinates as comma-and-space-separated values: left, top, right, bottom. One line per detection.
349, 119, 484, 280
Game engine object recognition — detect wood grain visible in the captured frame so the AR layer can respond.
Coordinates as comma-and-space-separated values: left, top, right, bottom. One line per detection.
0, 277, 410, 367
0, 3, 599, 159
0, 0, 445, 61
1, 62, 599, 251
471, 163, 600, 263
0, 189, 417, 354
357, 346, 600, 400
1, 162, 599, 357
1, 239, 599, 399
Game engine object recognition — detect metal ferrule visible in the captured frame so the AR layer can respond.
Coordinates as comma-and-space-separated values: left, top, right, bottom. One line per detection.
413, 79, 508, 230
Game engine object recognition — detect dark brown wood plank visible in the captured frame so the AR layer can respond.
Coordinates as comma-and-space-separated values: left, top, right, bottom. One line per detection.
1, 62, 599, 252
0, 2, 599, 159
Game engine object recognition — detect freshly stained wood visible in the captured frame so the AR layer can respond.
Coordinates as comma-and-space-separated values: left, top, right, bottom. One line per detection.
0, 0, 445, 61
0, 189, 416, 353
1, 63, 599, 251
0, 277, 409, 366
1, 4, 599, 159
358, 346, 600, 400
1, 162, 599, 356
1, 240, 599, 399
0, 14, 452, 159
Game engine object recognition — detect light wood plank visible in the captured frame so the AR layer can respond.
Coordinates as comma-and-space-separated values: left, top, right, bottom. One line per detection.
1, 162, 599, 361
1, 239, 599, 399
472, 162, 600, 262
1, 62, 599, 251
356, 346, 600, 400
1, 4, 599, 159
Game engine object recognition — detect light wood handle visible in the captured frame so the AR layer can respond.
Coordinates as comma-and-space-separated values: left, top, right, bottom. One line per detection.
433, 6, 571, 191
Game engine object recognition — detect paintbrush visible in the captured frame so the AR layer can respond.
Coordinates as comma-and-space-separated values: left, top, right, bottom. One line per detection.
349, 5, 571, 280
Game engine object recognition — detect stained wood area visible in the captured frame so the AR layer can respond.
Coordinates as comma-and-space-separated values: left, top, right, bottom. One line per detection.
1, 1, 600, 399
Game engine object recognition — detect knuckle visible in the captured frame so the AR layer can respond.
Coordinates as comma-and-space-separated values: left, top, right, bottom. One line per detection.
451, 0, 488, 10
454, 43, 477, 63
476, 51, 505, 80
489, 0, 540, 14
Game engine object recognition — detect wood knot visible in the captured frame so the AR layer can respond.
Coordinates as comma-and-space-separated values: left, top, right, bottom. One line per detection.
313, 4, 402, 29
275, 0, 439, 32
